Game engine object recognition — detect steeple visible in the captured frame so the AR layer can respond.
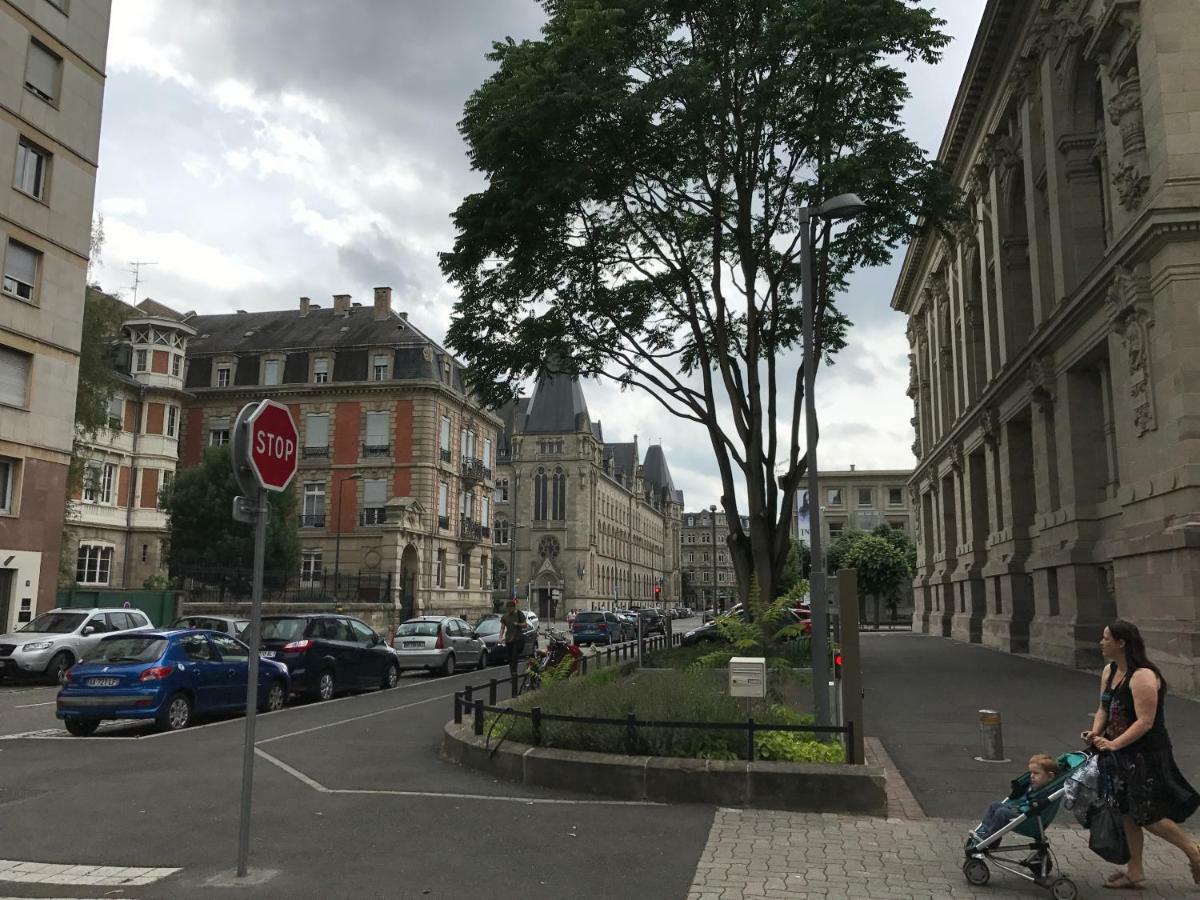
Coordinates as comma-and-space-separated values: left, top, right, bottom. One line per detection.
523, 369, 591, 434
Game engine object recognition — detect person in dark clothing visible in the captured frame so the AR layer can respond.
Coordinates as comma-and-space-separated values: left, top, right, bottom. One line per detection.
500, 600, 528, 680
1081, 619, 1200, 890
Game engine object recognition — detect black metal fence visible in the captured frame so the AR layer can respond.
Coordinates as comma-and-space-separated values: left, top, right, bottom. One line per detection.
175, 567, 392, 605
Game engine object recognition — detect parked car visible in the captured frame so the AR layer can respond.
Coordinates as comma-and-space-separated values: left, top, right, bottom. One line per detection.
614, 612, 638, 641
571, 611, 623, 645
391, 616, 486, 675
472, 614, 537, 666
0, 608, 155, 685
259, 614, 399, 701
682, 607, 809, 646
638, 608, 666, 637
171, 615, 249, 637
55, 630, 290, 736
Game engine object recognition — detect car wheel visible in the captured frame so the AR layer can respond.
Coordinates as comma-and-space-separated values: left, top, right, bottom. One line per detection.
261, 680, 286, 713
47, 651, 73, 686
476, 649, 488, 671
64, 717, 99, 737
317, 670, 335, 701
381, 664, 399, 690
441, 653, 456, 677
158, 693, 192, 732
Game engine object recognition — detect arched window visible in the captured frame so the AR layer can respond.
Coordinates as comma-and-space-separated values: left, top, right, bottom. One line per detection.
493, 559, 508, 592
533, 467, 548, 520
552, 467, 567, 520
494, 519, 509, 545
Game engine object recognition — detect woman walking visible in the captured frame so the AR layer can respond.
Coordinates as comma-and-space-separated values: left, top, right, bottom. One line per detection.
1081, 619, 1200, 889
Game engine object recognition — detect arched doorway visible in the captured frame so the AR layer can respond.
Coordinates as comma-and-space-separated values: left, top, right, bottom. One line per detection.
399, 544, 419, 621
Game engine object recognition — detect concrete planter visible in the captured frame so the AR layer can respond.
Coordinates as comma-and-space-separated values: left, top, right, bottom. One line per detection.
441, 721, 887, 815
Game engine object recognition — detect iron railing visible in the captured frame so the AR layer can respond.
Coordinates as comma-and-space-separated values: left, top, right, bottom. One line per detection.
361, 443, 391, 458
302, 446, 329, 459
461, 456, 492, 482
298, 513, 326, 528
459, 517, 484, 542
359, 507, 387, 526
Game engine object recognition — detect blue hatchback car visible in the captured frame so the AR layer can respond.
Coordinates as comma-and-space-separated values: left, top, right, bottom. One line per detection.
56, 630, 290, 736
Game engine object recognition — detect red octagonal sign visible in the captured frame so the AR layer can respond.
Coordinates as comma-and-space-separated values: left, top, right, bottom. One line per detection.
245, 399, 298, 492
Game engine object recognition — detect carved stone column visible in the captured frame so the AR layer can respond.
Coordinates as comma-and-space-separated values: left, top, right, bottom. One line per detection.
1104, 265, 1157, 437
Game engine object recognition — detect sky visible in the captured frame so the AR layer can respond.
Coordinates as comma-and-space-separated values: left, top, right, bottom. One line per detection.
91, 0, 989, 512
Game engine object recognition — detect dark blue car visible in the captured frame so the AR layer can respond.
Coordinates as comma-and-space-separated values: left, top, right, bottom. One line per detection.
570, 611, 623, 646
56, 630, 290, 736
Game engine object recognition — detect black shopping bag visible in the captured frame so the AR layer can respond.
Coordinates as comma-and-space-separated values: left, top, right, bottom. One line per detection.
1087, 799, 1130, 864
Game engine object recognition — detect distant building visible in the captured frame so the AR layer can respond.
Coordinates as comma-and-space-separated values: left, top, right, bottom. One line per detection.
65, 297, 194, 589
493, 371, 683, 616
179, 290, 501, 621
680, 510, 748, 611
809, 467, 915, 545
1, 0, 113, 629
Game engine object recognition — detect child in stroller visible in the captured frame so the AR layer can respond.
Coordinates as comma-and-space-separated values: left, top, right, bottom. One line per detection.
962, 749, 1091, 899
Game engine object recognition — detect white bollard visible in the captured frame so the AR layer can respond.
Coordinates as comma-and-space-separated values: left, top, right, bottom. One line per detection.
974, 709, 1011, 763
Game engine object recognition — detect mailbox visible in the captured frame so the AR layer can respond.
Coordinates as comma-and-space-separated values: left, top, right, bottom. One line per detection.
729, 656, 766, 699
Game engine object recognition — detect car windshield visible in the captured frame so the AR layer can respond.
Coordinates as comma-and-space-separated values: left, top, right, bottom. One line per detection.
17, 612, 86, 634
397, 621, 440, 637
234, 621, 249, 634
261, 618, 308, 641
88, 636, 167, 664
576, 612, 604, 623
474, 619, 502, 635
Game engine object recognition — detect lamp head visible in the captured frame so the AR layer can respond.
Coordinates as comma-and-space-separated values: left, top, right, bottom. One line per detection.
709, 504, 717, 512
817, 193, 867, 222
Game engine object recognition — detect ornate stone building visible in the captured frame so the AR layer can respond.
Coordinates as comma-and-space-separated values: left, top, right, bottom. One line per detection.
493, 371, 683, 616
894, 0, 1200, 691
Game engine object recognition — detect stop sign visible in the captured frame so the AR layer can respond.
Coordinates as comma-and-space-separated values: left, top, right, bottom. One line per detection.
245, 399, 298, 492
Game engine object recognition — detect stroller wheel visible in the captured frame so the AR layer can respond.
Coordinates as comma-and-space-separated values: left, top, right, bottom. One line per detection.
1049, 877, 1077, 900
963, 858, 989, 886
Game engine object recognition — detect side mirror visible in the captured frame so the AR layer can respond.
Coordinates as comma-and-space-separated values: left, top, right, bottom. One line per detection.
82, 626, 96, 636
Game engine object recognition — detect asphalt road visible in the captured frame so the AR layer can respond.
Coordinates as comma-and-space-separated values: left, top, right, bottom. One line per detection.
0, 628, 713, 899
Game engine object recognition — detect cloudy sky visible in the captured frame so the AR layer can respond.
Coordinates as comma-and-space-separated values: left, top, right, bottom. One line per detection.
92, 0, 987, 510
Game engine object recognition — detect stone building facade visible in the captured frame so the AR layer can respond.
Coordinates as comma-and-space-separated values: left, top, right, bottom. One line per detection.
0, 0, 111, 629
65, 297, 193, 590
680, 510, 749, 611
179, 289, 501, 621
893, 0, 1200, 691
492, 371, 683, 617
806, 467, 915, 546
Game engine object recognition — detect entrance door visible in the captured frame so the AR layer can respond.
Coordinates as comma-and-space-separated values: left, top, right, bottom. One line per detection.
0, 570, 11, 633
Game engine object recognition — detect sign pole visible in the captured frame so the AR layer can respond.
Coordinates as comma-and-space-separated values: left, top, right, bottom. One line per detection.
236, 487, 267, 877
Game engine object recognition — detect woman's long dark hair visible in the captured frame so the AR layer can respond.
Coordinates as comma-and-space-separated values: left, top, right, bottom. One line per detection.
1108, 619, 1167, 688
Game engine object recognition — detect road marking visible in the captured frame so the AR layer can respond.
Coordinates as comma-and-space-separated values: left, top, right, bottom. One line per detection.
14, 700, 56, 708
255, 690, 455, 744
254, 747, 660, 806
0, 859, 180, 887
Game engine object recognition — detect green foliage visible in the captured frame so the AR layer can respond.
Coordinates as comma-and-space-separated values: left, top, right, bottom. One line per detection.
778, 540, 811, 595
843, 534, 910, 607
165, 447, 300, 576
142, 574, 173, 590
872, 523, 917, 577
826, 528, 869, 575
74, 288, 126, 439
691, 575, 811, 675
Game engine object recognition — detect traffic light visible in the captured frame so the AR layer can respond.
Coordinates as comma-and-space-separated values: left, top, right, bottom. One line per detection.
834, 651, 843, 680
653, 584, 661, 599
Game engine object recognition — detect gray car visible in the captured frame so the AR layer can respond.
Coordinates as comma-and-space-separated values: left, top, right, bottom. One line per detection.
0, 608, 155, 684
391, 616, 486, 676
171, 615, 249, 637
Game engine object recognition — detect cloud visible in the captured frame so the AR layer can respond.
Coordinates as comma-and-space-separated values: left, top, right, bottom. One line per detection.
101, 218, 269, 289
100, 197, 148, 218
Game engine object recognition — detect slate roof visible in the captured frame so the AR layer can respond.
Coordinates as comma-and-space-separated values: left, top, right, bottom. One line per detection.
642, 444, 682, 506
185, 306, 423, 355
522, 369, 591, 434
135, 298, 188, 322
603, 441, 638, 484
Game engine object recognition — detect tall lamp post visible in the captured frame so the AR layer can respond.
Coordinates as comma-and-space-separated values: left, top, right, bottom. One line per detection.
709, 504, 719, 612
332, 472, 363, 596
801, 192, 867, 729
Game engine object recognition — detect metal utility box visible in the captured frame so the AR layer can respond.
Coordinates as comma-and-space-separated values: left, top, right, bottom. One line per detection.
729, 657, 767, 699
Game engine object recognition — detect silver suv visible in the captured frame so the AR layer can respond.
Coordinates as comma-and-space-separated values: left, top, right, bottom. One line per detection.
0, 608, 155, 684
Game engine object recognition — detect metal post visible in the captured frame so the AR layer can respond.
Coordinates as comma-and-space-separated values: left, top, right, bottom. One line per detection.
473, 699, 484, 735
802, 214, 832, 729
453, 691, 463, 724
709, 505, 719, 613
976, 710, 1009, 762
236, 488, 267, 878
489, 678, 497, 705
747, 717, 755, 762
837, 567, 865, 764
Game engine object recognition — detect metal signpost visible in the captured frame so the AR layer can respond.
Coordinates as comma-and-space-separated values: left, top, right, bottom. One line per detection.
230, 399, 298, 878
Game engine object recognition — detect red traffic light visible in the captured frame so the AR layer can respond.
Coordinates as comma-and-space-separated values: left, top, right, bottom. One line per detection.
834, 652, 843, 679
654, 585, 661, 596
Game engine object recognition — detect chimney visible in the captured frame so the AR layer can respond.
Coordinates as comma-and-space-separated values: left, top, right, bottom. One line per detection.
299, 296, 312, 317
333, 294, 351, 317
398, 311, 408, 321
373, 286, 392, 320
850, 463, 855, 472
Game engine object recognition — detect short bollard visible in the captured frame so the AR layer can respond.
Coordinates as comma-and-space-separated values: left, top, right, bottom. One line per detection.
580, 654, 588, 675
488, 678, 497, 705
473, 698, 485, 736
453, 691, 462, 725
746, 717, 755, 762
975, 709, 1010, 762
464, 684, 474, 705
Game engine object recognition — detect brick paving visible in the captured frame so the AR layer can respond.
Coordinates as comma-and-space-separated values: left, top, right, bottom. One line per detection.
865, 736, 926, 822
686, 807, 1199, 899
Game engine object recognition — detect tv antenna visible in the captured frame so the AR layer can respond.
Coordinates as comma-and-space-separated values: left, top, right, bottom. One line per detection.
125, 260, 157, 304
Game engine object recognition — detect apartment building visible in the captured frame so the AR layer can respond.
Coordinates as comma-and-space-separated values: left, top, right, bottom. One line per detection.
680, 509, 749, 611
179, 289, 501, 620
810, 467, 915, 545
1, 0, 112, 630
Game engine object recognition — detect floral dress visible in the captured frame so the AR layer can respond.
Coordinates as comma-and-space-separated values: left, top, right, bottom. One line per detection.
1101, 663, 1200, 826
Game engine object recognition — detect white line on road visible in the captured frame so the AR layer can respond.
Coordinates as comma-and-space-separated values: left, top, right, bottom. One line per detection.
255, 690, 455, 744
14, 700, 56, 708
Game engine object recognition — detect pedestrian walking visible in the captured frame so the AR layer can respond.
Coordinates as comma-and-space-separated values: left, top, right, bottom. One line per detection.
1081, 619, 1200, 889
500, 599, 528, 681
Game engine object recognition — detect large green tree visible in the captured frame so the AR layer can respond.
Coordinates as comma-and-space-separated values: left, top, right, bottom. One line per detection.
441, 0, 956, 606
164, 447, 300, 577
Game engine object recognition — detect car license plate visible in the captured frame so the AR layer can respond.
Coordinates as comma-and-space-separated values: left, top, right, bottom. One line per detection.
87, 677, 120, 687
261, 651, 275, 658
402, 641, 423, 648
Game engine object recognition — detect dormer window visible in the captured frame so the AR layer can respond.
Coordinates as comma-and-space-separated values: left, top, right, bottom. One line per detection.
372, 354, 390, 382
263, 358, 282, 386
216, 364, 231, 387
313, 358, 329, 384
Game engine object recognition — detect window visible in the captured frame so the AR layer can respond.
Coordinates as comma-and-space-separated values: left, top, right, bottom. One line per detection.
857, 487, 873, 508
301, 550, 322, 584
0, 457, 15, 514
304, 413, 330, 454
107, 395, 123, 429
217, 364, 232, 387
134, 349, 148, 372
84, 462, 115, 504
313, 358, 329, 383
209, 416, 230, 447
828, 521, 844, 538
348, 620, 377, 645
166, 405, 177, 437
212, 635, 248, 661
262, 358, 281, 385
362, 478, 387, 525
302, 482, 326, 527
482, 438, 492, 469
888, 487, 904, 506
495, 478, 509, 502
159, 470, 173, 508
2, 239, 39, 302
481, 554, 491, 590
364, 411, 389, 455
551, 467, 566, 520
75, 545, 113, 585
171, 354, 182, 377
686, 552, 694, 563
494, 519, 509, 545
888, 520, 907, 533
372, 354, 389, 381
480, 497, 490, 531
461, 427, 475, 460
436, 549, 446, 587
438, 481, 449, 527
494, 560, 508, 592
457, 552, 468, 588
461, 490, 474, 521
25, 40, 61, 104
826, 488, 843, 506
533, 467, 548, 520
15, 139, 50, 200
440, 415, 451, 461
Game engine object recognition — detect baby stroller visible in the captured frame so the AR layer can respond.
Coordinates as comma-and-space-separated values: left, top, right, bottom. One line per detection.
962, 750, 1091, 899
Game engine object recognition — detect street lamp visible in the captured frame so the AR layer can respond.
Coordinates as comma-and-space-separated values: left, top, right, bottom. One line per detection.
802, 192, 867, 729
709, 504, 719, 613
333, 473, 363, 596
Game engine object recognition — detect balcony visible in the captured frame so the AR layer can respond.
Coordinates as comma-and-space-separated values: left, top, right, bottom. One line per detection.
361, 443, 391, 459
459, 516, 484, 543
298, 513, 326, 528
438, 514, 450, 530
359, 507, 387, 526
497, 447, 512, 463
460, 456, 492, 484
302, 446, 330, 459
439, 447, 452, 463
